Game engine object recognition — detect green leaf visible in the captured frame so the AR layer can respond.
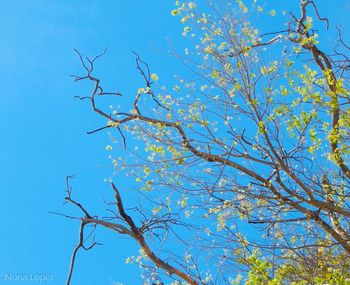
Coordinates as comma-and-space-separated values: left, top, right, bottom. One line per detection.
211, 69, 218, 79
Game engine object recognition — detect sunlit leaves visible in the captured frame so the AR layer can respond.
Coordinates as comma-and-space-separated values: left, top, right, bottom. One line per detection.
150, 73, 159, 81
96, 0, 350, 283
269, 10, 276, 17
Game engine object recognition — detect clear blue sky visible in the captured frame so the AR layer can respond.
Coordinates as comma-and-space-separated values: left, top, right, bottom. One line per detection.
0, 1, 184, 284
0, 1, 348, 285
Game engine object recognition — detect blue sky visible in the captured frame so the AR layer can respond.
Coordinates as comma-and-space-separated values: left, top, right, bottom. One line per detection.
0, 1, 184, 284
0, 1, 349, 285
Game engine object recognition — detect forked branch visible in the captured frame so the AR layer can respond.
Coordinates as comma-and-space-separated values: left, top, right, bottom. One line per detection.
63, 175, 199, 285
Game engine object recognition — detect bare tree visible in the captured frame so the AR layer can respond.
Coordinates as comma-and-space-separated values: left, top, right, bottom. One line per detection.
61, 1, 350, 284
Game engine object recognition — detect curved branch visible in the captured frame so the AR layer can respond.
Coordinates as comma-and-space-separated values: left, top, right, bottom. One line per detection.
111, 183, 199, 285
